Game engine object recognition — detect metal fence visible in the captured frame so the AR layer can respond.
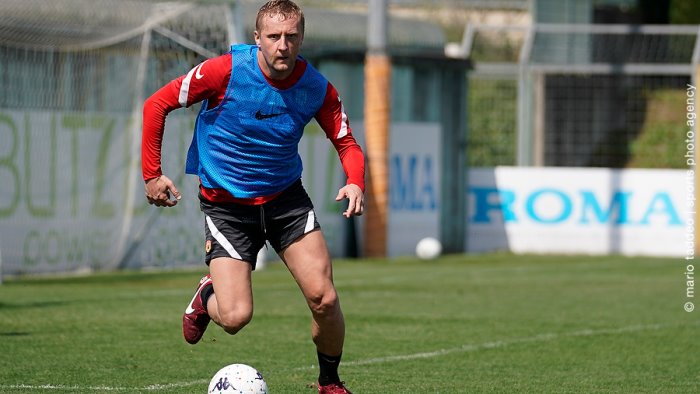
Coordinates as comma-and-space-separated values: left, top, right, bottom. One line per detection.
0, 0, 463, 276
460, 23, 700, 169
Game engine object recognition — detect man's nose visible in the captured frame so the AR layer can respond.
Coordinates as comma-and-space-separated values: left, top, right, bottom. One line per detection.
278, 37, 289, 51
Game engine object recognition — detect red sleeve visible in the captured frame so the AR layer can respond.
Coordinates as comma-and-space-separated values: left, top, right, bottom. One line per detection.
315, 82, 366, 192
141, 54, 231, 181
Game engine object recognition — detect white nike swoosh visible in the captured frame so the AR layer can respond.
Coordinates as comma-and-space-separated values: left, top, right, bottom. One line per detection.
195, 62, 205, 79
185, 278, 209, 314
185, 289, 199, 314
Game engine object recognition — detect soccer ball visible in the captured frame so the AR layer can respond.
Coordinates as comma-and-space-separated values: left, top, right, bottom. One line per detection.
208, 363, 268, 394
416, 237, 442, 260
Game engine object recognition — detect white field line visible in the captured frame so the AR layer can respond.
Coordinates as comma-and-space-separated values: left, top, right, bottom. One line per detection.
0, 380, 210, 392
0, 322, 686, 392
333, 322, 672, 368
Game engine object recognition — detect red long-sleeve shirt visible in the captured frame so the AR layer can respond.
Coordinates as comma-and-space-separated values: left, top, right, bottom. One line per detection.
142, 53, 365, 204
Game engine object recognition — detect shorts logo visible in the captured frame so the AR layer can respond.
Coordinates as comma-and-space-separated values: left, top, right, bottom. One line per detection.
205, 240, 212, 254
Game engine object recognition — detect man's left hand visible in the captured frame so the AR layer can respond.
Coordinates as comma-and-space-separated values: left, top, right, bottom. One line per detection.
335, 184, 364, 218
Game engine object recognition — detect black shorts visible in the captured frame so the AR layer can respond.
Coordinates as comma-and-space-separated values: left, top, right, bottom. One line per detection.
200, 180, 320, 269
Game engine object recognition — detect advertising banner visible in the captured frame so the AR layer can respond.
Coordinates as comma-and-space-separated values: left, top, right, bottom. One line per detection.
0, 110, 351, 275
467, 167, 688, 257
387, 123, 441, 257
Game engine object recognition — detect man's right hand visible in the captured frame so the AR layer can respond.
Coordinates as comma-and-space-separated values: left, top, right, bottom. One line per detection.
145, 175, 182, 207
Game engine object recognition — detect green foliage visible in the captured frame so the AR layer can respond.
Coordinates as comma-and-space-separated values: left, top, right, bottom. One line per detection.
467, 77, 518, 166
670, 0, 700, 24
0, 254, 696, 393
628, 88, 688, 169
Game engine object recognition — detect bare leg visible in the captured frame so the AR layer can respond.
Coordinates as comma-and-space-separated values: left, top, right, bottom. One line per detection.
207, 257, 254, 335
281, 230, 345, 356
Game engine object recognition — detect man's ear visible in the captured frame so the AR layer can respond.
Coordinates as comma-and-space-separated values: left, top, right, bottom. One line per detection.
254, 30, 261, 46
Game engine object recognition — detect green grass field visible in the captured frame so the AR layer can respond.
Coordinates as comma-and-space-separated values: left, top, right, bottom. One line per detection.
0, 253, 697, 393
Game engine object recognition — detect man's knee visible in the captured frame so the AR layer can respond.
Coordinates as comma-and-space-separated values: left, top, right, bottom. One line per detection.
307, 287, 340, 318
218, 310, 253, 335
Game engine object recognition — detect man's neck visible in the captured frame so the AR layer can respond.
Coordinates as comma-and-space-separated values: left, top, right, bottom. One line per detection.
258, 56, 307, 90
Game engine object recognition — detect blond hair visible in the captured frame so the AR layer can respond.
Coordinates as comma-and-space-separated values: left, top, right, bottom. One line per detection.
255, 0, 305, 35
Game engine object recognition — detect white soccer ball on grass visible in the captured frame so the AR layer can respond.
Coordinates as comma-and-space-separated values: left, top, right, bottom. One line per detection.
416, 237, 442, 260
208, 363, 268, 394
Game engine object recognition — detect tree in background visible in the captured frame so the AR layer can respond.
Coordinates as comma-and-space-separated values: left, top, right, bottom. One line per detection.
669, 0, 700, 24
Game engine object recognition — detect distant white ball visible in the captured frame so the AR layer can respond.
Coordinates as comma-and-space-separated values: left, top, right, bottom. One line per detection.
255, 247, 267, 271
416, 237, 442, 260
208, 364, 268, 394
444, 42, 466, 58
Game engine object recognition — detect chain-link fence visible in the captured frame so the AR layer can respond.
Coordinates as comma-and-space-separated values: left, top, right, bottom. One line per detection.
462, 23, 700, 169
0, 0, 458, 276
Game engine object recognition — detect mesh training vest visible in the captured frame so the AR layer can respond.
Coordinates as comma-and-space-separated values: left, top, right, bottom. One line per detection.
185, 44, 328, 198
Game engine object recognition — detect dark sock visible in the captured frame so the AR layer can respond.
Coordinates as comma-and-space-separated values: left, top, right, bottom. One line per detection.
317, 351, 342, 385
200, 283, 214, 312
